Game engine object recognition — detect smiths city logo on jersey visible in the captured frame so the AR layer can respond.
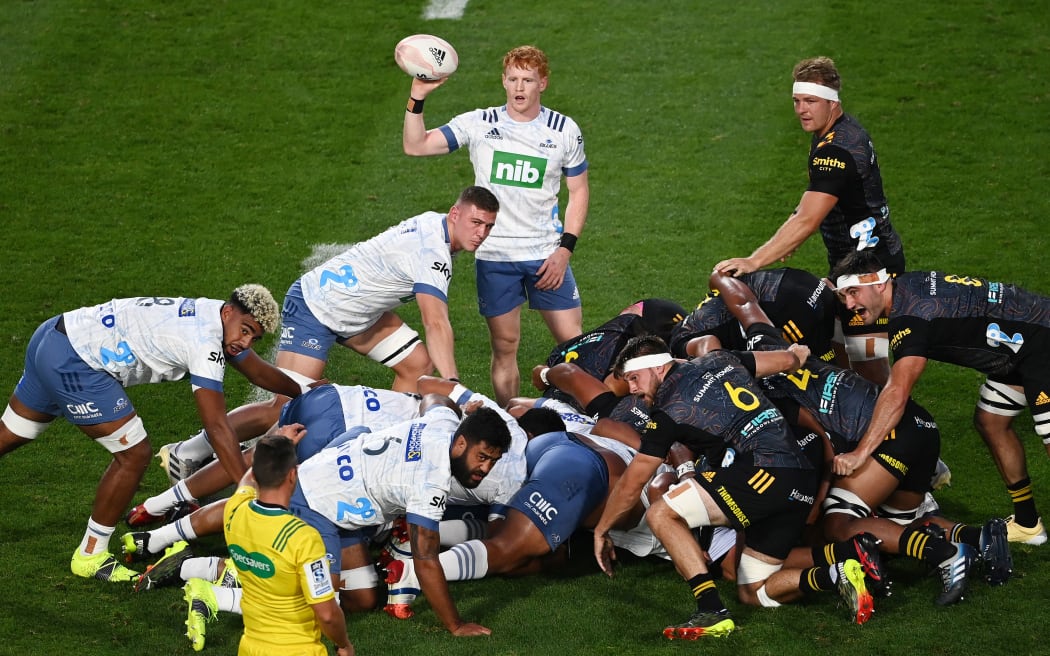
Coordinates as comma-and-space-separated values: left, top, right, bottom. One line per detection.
490, 151, 547, 189
812, 155, 846, 171
404, 422, 424, 462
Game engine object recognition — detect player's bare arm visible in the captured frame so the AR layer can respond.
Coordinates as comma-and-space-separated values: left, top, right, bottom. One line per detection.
229, 349, 304, 398
416, 293, 458, 381
536, 171, 589, 290
713, 190, 837, 275
833, 355, 927, 476
409, 522, 491, 636
402, 78, 451, 156
593, 454, 661, 576
193, 388, 248, 483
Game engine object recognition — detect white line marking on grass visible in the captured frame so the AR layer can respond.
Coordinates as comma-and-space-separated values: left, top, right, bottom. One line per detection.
424, 0, 469, 20
246, 243, 353, 403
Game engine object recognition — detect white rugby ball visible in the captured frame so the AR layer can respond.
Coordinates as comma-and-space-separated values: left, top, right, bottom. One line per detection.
395, 34, 459, 81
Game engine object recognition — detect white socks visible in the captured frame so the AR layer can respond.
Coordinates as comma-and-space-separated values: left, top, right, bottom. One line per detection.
79, 518, 114, 556
439, 540, 489, 581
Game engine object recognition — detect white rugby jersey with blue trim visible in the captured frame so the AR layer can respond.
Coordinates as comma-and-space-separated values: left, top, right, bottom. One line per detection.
445, 389, 527, 515
335, 385, 421, 431
63, 297, 231, 391
440, 105, 587, 262
296, 405, 459, 532
299, 212, 454, 336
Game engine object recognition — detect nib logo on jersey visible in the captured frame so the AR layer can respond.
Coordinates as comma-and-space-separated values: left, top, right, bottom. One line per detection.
490, 151, 547, 189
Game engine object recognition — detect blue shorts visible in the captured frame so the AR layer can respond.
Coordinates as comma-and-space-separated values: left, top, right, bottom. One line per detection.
15, 316, 135, 426
509, 431, 608, 551
290, 482, 363, 573
279, 385, 353, 460
277, 281, 341, 360
475, 259, 582, 318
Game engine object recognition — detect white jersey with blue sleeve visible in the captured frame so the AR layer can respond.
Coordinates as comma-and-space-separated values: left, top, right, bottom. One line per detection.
536, 398, 598, 434
299, 212, 454, 337
296, 406, 460, 532
63, 297, 230, 391
335, 385, 421, 431
445, 390, 527, 517
440, 105, 587, 262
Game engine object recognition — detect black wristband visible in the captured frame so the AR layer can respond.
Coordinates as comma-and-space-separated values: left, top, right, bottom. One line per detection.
407, 97, 425, 114
559, 232, 578, 253
448, 377, 460, 383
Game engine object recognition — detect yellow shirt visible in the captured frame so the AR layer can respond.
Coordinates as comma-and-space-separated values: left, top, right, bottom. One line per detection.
223, 485, 335, 656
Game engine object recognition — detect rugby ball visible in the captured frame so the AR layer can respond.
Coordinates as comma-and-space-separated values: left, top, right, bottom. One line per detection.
395, 34, 459, 81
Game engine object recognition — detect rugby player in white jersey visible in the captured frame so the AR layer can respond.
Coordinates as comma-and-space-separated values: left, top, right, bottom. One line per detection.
293, 400, 511, 635
122, 383, 425, 563
404, 45, 590, 406
157, 186, 499, 482
0, 285, 301, 582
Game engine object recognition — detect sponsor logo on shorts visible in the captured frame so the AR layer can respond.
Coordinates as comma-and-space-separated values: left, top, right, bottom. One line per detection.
876, 453, 908, 475
526, 491, 559, 524
113, 398, 128, 413
806, 279, 828, 309
300, 338, 323, 351
788, 488, 814, 505
716, 486, 749, 527
1036, 392, 1050, 406
913, 415, 938, 430
281, 326, 295, 343
66, 401, 102, 421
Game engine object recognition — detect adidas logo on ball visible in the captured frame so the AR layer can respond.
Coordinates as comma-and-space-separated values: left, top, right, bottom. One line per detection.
428, 47, 447, 66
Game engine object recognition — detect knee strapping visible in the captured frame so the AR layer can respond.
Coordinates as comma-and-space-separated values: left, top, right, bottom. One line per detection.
97, 415, 148, 454
822, 488, 872, 519
2, 405, 50, 440
366, 324, 421, 367
977, 380, 1027, 417
340, 564, 379, 591
737, 553, 783, 586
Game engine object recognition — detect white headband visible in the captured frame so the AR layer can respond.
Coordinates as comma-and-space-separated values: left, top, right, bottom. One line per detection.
835, 268, 890, 290
792, 81, 840, 102
622, 353, 673, 373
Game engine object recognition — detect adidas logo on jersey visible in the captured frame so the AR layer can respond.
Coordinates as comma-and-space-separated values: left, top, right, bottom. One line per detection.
485, 128, 502, 140
1036, 391, 1050, 406
848, 314, 865, 327
428, 47, 447, 66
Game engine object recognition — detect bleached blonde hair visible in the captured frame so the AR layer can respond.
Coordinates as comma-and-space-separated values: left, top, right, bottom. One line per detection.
230, 284, 280, 334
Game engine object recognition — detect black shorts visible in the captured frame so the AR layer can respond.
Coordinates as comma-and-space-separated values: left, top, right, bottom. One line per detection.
695, 458, 816, 560
872, 399, 941, 493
